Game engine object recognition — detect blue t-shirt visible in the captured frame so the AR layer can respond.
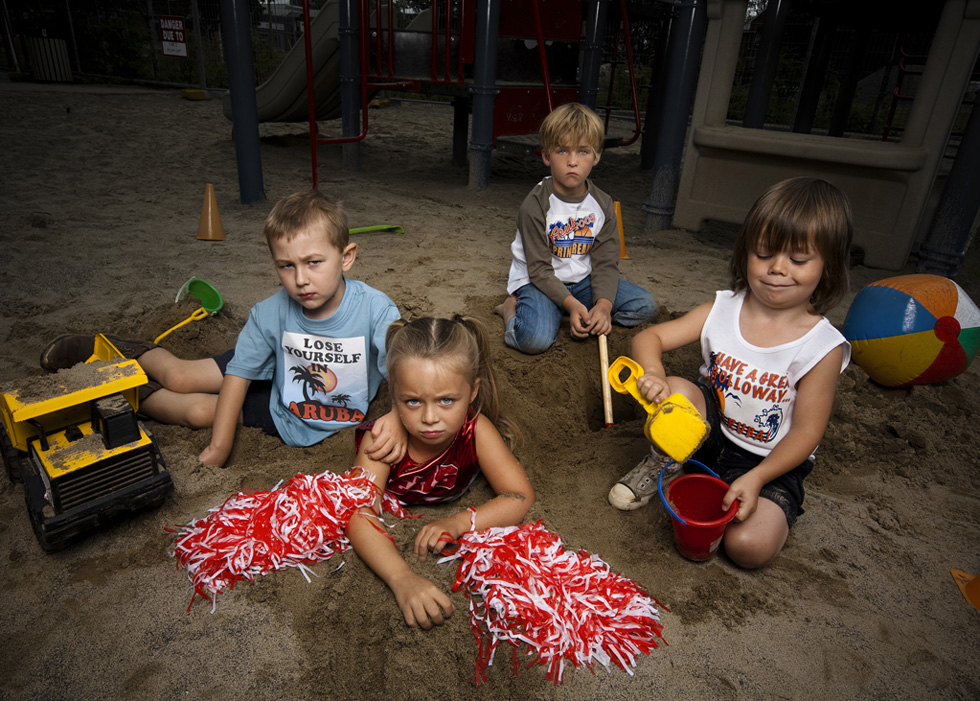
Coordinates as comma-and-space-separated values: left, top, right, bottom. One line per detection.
226, 279, 400, 446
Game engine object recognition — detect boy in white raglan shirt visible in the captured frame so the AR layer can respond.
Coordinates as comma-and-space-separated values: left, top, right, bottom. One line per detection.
495, 103, 656, 354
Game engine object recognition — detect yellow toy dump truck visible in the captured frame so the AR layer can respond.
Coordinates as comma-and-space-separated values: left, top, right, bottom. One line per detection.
1, 335, 172, 551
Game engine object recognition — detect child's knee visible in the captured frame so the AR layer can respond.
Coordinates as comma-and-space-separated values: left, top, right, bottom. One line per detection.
669, 377, 706, 413
184, 400, 217, 429
613, 292, 658, 327
155, 360, 219, 394
504, 333, 553, 355
157, 368, 192, 394
635, 289, 658, 317
505, 316, 558, 354
723, 531, 774, 569
723, 509, 788, 569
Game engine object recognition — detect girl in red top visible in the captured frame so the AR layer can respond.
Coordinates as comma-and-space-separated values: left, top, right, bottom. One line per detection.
349, 316, 535, 629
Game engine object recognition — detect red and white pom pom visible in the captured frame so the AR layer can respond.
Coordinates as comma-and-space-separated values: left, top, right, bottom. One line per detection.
169, 468, 409, 612
441, 521, 667, 685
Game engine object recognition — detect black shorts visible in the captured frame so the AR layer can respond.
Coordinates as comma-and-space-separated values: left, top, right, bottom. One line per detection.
691, 381, 812, 528
213, 349, 279, 437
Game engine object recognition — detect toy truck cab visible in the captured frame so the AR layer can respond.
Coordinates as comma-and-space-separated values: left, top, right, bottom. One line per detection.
0, 335, 173, 551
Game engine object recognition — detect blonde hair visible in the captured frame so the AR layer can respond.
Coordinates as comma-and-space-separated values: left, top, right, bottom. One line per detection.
385, 316, 517, 446
263, 190, 349, 252
730, 177, 853, 314
539, 103, 605, 155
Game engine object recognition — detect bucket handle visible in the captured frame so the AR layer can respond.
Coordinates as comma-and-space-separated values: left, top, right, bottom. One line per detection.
657, 459, 720, 527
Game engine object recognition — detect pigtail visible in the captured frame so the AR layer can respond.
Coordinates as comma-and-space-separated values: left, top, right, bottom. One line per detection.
385, 318, 408, 350
454, 316, 520, 448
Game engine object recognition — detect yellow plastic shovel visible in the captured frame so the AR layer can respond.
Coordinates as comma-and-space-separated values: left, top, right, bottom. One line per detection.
154, 278, 224, 344
607, 356, 709, 463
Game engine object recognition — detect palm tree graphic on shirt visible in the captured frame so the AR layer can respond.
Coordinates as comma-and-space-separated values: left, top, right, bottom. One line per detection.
290, 363, 338, 402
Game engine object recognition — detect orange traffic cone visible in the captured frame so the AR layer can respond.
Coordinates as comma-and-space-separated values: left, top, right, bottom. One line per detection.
951, 570, 980, 610
197, 184, 226, 241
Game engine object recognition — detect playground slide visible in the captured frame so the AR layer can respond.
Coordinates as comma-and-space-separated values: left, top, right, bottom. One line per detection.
222, 0, 341, 123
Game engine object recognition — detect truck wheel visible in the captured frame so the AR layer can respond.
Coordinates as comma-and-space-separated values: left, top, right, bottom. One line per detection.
1, 423, 26, 483
24, 492, 67, 553
20, 457, 67, 552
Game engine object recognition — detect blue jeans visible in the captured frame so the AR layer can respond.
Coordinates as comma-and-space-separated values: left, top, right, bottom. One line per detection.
505, 277, 657, 354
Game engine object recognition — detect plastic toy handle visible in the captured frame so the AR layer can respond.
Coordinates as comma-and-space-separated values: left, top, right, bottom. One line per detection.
175, 278, 196, 303
177, 277, 224, 314
657, 461, 686, 526
349, 224, 404, 234
656, 459, 722, 528
154, 307, 209, 344
607, 356, 657, 414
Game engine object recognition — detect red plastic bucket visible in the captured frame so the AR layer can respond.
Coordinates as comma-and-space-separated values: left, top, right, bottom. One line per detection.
663, 473, 737, 561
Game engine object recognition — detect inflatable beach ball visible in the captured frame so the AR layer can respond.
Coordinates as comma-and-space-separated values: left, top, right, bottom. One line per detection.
842, 274, 980, 387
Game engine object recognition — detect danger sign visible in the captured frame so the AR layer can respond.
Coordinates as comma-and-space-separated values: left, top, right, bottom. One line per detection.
160, 15, 187, 57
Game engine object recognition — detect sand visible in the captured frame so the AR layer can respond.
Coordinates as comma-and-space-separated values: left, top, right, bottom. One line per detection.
1, 78, 978, 699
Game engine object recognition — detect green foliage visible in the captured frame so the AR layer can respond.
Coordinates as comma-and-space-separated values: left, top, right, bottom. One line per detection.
598, 63, 652, 112
80, 15, 156, 80
252, 32, 286, 84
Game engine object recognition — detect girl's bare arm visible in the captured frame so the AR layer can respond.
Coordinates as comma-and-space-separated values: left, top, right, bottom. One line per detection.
631, 302, 712, 403
349, 433, 455, 629
413, 415, 535, 558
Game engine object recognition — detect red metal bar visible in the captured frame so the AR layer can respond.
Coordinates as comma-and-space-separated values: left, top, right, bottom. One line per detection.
387, 0, 395, 76
457, 0, 468, 79
419, 1, 469, 84
374, 0, 383, 75
616, 0, 642, 146
531, 0, 554, 113
444, 0, 452, 81
882, 41, 922, 141
310, 0, 371, 174
430, 0, 439, 80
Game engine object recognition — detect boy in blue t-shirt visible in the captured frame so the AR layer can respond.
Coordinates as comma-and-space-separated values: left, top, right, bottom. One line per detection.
40, 191, 403, 467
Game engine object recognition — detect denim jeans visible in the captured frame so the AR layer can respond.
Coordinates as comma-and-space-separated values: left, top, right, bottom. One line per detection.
505, 276, 657, 354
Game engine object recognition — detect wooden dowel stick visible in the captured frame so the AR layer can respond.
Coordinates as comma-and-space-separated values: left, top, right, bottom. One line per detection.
599, 334, 614, 427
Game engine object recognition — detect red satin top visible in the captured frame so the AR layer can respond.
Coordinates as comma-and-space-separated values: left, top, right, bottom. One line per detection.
355, 411, 480, 505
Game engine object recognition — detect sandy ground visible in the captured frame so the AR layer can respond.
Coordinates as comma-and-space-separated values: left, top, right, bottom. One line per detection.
1, 79, 978, 700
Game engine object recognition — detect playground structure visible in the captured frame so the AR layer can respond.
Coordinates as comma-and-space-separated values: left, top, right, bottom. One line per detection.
670, 0, 980, 272
225, 0, 663, 190
214, 0, 980, 274
225, 1, 342, 124
331, 0, 648, 189
9, 0, 974, 272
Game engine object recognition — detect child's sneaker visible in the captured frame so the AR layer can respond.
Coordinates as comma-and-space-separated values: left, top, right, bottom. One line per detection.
608, 452, 677, 510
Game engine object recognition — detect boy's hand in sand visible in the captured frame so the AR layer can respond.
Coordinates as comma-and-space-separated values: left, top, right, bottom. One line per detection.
367, 410, 408, 464
564, 297, 592, 338
389, 571, 455, 629
198, 443, 230, 468
566, 296, 613, 338
584, 299, 613, 336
